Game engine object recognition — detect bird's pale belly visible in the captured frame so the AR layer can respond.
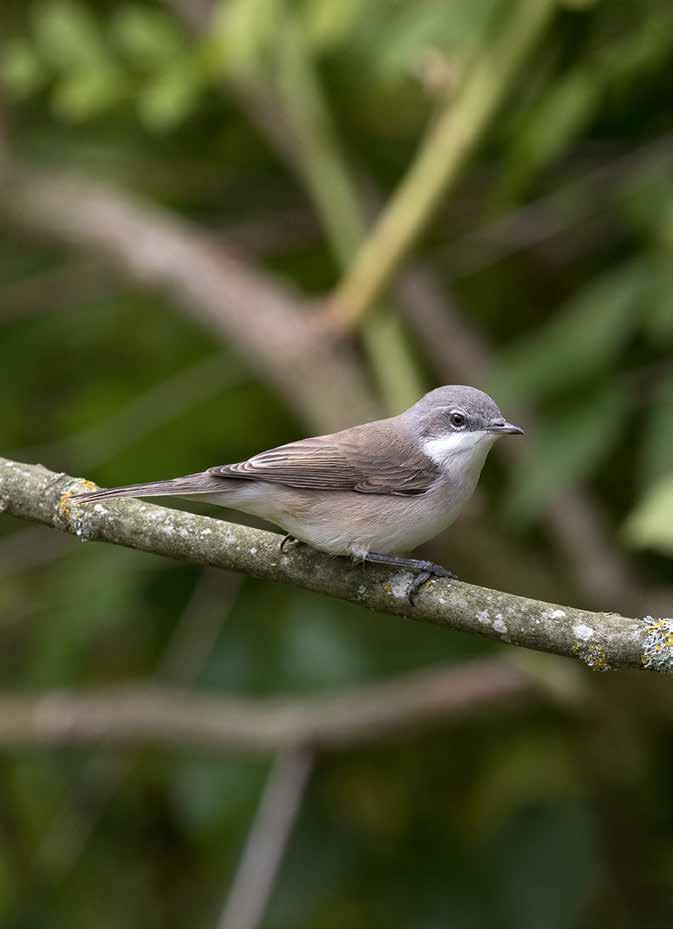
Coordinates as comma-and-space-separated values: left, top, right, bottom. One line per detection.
202, 480, 469, 558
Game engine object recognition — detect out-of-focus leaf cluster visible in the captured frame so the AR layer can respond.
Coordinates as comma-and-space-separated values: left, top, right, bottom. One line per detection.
2, 0, 501, 131
3, 1, 198, 129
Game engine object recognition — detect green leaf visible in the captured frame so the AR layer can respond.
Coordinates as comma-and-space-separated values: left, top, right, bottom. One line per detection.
502, 13, 673, 197
488, 260, 649, 406
303, 0, 365, 51
620, 160, 673, 235
503, 68, 599, 190
624, 472, 673, 556
639, 376, 673, 485
505, 383, 630, 525
112, 5, 187, 69
207, 0, 283, 78
137, 61, 203, 131
33, 0, 108, 71
643, 257, 673, 344
52, 66, 126, 121
368, 0, 497, 84
0, 39, 46, 98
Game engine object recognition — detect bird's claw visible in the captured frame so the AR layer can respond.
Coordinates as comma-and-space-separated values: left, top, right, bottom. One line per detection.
407, 562, 457, 605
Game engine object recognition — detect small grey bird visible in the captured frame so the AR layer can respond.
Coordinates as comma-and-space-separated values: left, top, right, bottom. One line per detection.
72, 385, 523, 602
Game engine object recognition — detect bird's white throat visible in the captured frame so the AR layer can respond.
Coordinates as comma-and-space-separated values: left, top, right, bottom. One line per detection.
423, 430, 497, 473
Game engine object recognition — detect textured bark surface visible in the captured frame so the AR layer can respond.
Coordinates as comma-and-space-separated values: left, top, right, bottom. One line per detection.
1, 456, 669, 673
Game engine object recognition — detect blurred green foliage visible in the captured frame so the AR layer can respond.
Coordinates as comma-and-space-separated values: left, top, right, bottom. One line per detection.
2, 1, 673, 928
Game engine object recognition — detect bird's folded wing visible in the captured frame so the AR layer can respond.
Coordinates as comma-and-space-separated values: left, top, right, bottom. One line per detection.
209, 431, 438, 496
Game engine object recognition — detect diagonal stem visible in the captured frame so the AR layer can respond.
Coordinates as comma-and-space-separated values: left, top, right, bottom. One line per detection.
216, 749, 314, 929
324, 0, 557, 330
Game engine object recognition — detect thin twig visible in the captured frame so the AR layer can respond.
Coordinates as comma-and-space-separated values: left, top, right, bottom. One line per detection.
217, 750, 314, 929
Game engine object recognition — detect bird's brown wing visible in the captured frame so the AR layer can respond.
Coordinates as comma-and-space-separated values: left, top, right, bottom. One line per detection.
209, 420, 439, 496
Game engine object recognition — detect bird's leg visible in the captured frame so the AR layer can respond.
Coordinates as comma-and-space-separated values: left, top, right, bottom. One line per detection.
279, 534, 299, 554
363, 552, 457, 605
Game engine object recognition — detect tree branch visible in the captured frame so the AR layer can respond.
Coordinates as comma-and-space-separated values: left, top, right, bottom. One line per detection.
1, 457, 667, 673
0, 659, 529, 755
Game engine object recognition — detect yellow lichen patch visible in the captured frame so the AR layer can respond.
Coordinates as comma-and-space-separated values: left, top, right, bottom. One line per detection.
647, 619, 667, 632
572, 642, 610, 672
58, 481, 96, 520
58, 493, 73, 520
641, 616, 673, 672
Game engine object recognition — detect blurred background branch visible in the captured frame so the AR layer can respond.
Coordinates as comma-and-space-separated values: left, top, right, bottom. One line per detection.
0, 658, 533, 754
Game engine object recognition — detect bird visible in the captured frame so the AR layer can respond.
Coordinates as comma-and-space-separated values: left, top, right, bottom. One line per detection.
72, 385, 523, 603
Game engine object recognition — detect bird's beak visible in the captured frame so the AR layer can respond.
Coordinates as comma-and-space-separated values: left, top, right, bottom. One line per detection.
488, 419, 525, 435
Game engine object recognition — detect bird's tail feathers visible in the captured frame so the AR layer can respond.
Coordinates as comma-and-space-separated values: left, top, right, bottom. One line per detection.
70, 471, 223, 505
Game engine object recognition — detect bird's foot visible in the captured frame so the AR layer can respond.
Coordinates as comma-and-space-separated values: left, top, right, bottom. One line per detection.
279, 534, 300, 554
363, 553, 457, 605
407, 563, 457, 605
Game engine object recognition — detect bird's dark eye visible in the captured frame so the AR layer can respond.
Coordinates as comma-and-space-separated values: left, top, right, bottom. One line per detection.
449, 411, 466, 429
